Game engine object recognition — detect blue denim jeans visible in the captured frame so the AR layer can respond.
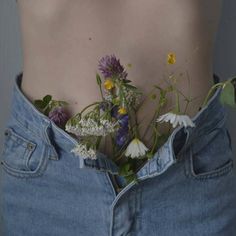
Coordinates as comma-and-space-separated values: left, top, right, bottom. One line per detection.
1, 72, 236, 236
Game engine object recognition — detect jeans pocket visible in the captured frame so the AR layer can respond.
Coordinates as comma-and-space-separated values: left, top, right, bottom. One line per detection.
185, 126, 234, 180
0, 125, 49, 178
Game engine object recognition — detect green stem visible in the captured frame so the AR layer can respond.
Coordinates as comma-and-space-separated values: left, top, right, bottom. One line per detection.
95, 136, 102, 149
163, 76, 189, 101
149, 127, 159, 156
142, 96, 162, 141
78, 102, 101, 116
201, 83, 223, 108
99, 84, 105, 101
183, 99, 190, 114
134, 87, 157, 112
175, 90, 180, 113
132, 107, 141, 139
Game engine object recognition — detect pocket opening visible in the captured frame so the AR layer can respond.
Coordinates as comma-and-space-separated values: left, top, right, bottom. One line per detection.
186, 146, 234, 180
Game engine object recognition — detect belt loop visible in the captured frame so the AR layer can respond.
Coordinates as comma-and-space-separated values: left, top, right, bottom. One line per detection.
43, 122, 59, 161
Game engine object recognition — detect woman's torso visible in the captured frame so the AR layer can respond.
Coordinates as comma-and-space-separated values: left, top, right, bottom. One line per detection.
17, 0, 222, 156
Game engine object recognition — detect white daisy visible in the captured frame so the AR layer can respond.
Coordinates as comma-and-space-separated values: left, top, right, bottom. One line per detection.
124, 138, 149, 159
156, 112, 195, 128
70, 143, 97, 160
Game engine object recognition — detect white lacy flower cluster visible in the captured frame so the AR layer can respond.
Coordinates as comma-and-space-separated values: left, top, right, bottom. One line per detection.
103, 90, 113, 102
65, 117, 119, 137
70, 143, 97, 160
122, 86, 142, 108
103, 85, 142, 108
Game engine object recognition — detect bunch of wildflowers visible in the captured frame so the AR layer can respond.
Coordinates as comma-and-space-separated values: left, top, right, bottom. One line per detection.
33, 53, 236, 185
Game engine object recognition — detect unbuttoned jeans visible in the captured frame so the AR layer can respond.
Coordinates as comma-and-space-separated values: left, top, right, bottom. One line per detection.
1, 72, 236, 236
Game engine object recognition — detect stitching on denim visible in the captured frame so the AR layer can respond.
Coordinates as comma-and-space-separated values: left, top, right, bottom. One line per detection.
10, 113, 43, 140
104, 172, 117, 198
2, 127, 38, 172
189, 162, 234, 181
1, 144, 49, 178
185, 147, 234, 180
82, 164, 119, 175
139, 154, 173, 180
5, 127, 37, 148
5, 118, 44, 147
189, 113, 227, 146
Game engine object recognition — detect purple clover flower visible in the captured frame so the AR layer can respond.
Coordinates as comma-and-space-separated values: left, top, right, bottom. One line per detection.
98, 54, 128, 79
48, 106, 70, 129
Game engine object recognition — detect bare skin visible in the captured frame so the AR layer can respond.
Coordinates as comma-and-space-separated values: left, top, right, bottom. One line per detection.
17, 0, 222, 158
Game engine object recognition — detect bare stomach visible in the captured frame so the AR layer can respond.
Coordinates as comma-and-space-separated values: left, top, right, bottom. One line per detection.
18, 0, 220, 158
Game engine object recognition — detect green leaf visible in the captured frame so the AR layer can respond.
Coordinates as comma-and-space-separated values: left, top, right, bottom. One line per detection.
123, 79, 132, 83
124, 173, 138, 185
33, 100, 45, 109
43, 95, 52, 104
96, 73, 102, 85
220, 82, 235, 107
118, 162, 135, 177
125, 84, 137, 90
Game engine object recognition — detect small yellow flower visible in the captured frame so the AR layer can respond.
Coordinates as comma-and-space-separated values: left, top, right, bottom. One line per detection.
104, 79, 115, 90
118, 106, 127, 115
167, 53, 176, 65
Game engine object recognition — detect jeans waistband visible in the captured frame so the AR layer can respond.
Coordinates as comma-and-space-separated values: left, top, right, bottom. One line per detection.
8, 72, 227, 180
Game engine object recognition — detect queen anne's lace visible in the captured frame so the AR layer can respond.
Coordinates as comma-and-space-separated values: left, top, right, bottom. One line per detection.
65, 118, 119, 136
70, 143, 97, 160
122, 86, 142, 108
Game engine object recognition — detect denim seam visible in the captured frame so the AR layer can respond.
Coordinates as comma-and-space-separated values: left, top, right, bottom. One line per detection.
82, 164, 119, 175
4, 127, 37, 148
5, 115, 50, 156
184, 147, 234, 180
43, 123, 60, 161
11, 112, 45, 139
193, 113, 227, 140
1, 144, 50, 178
2, 127, 38, 171
104, 172, 117, 198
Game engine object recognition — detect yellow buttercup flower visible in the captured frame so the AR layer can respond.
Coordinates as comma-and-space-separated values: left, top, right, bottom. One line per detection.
167, 53, 176, 65
118, 106, 127, 115
104, 79, 115, 90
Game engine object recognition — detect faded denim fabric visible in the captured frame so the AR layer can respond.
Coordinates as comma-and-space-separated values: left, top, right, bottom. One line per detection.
0, 72, 236, 236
